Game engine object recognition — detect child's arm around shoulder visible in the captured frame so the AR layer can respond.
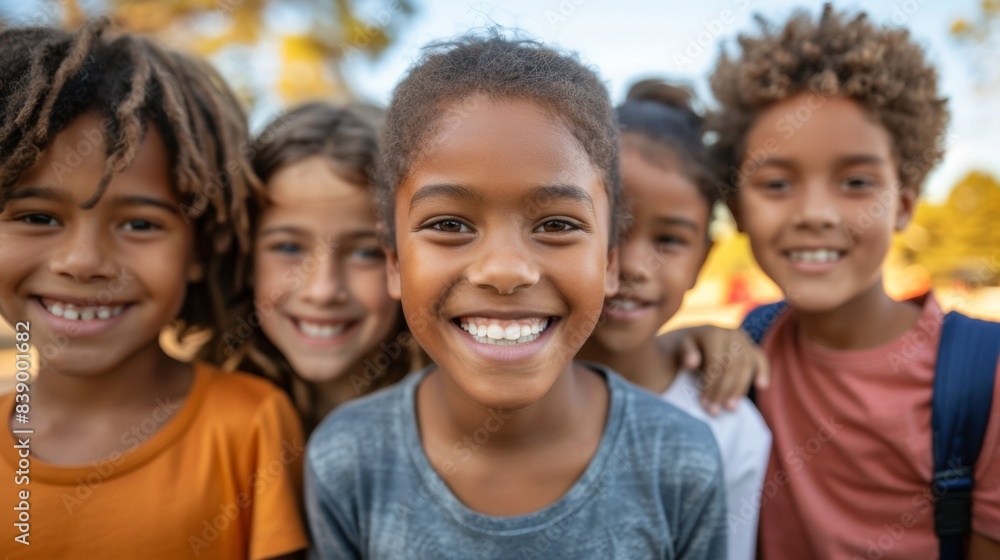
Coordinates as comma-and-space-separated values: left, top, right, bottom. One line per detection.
657, 325, 770, 415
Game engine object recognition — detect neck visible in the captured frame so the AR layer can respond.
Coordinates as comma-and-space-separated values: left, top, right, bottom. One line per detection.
311, 365, 365, 420
795, 278, 922, 350
421, 361, 605, 451
32, 341, 191, 415
577, 337, 674, 394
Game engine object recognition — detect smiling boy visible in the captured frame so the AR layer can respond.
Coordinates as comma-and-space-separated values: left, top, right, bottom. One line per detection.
707, 6, 1000, 559
305, 36, 727, 559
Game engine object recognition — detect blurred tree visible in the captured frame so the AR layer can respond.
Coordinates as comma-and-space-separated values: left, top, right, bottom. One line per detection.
896, 171, 1000, 286
951, 0, 1000, 91
9, 0, 417, 110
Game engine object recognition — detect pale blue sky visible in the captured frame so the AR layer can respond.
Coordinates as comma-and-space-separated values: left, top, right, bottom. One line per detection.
3, 0, 997, 201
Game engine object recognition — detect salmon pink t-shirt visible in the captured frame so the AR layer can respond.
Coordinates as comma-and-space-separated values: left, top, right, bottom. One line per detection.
755, 293, 1000, 559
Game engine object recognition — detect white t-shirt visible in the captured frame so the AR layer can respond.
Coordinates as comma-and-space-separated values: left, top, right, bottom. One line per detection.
661, 371, 772, 560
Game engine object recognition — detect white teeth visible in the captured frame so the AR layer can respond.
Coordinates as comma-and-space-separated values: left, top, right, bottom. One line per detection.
42, 299, 125, 321
299, 321, 347, 339
487, 324, 504, 340
789, 249, 842, 264
460, 317, 551, 345
608, 299, 639, 310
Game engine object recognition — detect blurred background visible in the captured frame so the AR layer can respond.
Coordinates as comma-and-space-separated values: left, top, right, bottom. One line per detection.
1, 0, 999, 370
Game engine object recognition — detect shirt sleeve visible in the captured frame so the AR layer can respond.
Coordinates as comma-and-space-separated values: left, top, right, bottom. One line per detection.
245, 390, 310, 560
305, 454, 361, 560
972, 360, 1000, 541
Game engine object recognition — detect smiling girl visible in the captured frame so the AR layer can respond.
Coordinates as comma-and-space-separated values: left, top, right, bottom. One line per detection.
0, 21, 306, 559
305, 35, 726, 559
220, 102, 419, 430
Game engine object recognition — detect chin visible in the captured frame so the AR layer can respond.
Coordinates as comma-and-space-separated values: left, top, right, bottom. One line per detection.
458, 375, 554, 412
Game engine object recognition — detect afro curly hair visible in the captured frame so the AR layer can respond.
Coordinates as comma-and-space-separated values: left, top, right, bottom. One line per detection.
707, 3, 949, 196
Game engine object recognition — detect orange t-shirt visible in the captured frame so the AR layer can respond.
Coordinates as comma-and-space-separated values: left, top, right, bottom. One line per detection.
755, 294, 1000, 559
0, 362, 308, 559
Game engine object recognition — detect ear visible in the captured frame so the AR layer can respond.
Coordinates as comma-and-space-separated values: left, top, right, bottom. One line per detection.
895, 184, 918, 231
605, 245, 620, 299
385, 245, 402, 301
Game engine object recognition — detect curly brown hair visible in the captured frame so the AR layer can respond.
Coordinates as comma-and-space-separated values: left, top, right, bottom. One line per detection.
707, 3, 949, 195
0, 19, 260, 355
215, 102, 422, 430
377, 32, 621, 247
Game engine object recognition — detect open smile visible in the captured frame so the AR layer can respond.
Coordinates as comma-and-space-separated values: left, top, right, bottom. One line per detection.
451, 314, 560, 363
782, 248, 847, 274
290, 316, 360, 345
34, 296, 133, 336
602, 297, 656, 321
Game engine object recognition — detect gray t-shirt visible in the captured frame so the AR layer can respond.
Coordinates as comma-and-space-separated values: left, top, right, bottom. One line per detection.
306, 364, 727, 559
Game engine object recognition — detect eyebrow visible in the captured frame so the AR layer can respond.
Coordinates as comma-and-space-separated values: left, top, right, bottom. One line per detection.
110, 194, 180, 214
756, 154, 888, 170
7, 186, 178, 213
258, 225, 378, 240
408, 183, 595, 212
653, 215, 700, 232
526, 184, 594, 212
6, 185, 74, 203
409, 184, 481, 211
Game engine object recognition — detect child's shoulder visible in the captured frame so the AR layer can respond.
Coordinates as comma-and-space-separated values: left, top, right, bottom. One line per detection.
194, 362, 299, 424
602, 366, 722, 462
308, 369, 416, 464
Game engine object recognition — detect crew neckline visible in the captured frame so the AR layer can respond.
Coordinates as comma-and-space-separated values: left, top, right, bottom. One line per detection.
400, 363, 627, 534
0, 362, 212, 485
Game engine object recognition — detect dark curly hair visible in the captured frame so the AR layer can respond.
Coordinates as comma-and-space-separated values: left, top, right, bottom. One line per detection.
215, 101, 421, 429
377, 32, 621, 247
0, 19, 260, 357
707, 3, 949, 195
616, 79, 718, 234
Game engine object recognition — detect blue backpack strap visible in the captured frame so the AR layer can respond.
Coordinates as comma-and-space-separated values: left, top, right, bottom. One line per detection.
740, 301, 788, 345
933, 311, 1000, 560
739, 301, 787, 402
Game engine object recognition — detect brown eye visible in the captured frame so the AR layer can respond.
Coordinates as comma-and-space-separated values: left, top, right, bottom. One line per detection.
431, 219, 470, 233
535, 220, 576, 233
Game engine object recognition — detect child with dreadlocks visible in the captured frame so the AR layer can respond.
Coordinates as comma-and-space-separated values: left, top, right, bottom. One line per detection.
0, 20, 307, 559
696, 4, 1000, 558
217, 102, 421, 432
305, 34, 727, 559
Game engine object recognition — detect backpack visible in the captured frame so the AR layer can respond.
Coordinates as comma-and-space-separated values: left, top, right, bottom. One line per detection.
741, 301, 1000, 560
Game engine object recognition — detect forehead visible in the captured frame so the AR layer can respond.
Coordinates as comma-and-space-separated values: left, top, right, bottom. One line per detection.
745, 94, 895, 162
12, 112, 178, 205
261, 156, 376, 229
621, 147, 711, 225
405, 96, 601, 196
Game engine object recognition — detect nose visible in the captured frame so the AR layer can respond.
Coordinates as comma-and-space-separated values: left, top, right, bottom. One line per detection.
618, 236, 652, 286
793, 182, 840, 232
299, 252, 349, 306
48, 223, 117, 282
466, 234, 540, 295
